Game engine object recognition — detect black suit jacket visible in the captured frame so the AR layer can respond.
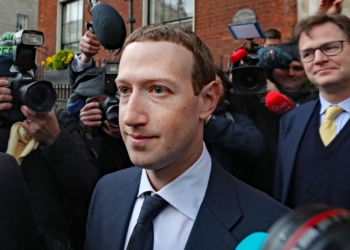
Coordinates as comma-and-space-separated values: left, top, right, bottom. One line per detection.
274, 99, 319, 204
85, 159, 288, 250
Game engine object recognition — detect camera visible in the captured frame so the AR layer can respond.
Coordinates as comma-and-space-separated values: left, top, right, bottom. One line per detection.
102, 61, 118, 95
85, 61, 120, 127
227, 22, 292, 95
98, 95, 120, 127
0, 30, 57, 127
228, 22, 267, 95
100, 61, 119, 127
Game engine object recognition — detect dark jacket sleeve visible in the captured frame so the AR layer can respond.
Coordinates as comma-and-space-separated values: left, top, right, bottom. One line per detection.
68, 53, 95, 90
40, 109, 99, 248
204, 112, 266, 160
0, 153, 73, 250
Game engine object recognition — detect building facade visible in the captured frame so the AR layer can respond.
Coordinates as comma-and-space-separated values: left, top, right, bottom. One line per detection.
37, 0, 349, 70
0, 0, 39, 37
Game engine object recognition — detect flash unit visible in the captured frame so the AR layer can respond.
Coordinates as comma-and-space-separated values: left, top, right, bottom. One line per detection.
13, 30, 44, 46
106, 63, 119, 74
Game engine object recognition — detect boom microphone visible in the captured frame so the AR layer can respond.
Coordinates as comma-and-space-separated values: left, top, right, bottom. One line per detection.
236, 232, 268, 250
265, 91, 294, 115
88, 2, 126, 51
230, 47, 248, 64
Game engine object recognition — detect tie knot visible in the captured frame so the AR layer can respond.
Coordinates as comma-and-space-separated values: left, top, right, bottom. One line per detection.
324, 106, 343, 120
137, 193, 168, 224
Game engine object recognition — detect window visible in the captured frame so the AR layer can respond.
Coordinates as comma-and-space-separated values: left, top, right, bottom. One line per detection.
148, 0, 194, 31
16, 14, 28, 31
61, 0, 83, 54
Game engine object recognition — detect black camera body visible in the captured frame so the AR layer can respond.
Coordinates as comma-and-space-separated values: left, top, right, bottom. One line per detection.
231, 40, 267, 95
0, 30, 57, 127
97, 61, 120, 127
98, 95, 120, 127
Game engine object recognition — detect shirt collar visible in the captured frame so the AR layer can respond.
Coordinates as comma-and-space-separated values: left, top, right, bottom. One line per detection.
319, 93, 350, 115
138, 142, 212, 221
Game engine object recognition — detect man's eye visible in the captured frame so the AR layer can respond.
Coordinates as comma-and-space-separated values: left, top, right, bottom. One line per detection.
119, 87, 130, 94
302, 51, 312, 59
152, 86, 165, 94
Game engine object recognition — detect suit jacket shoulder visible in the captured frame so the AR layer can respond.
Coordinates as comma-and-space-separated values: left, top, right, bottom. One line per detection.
185, 160, 289, 250
86, 167, 142, 250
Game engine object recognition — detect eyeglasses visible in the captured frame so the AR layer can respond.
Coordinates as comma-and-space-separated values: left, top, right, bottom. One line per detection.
298, 40, 345, 63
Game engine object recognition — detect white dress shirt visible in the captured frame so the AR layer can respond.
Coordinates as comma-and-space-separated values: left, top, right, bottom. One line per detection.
123, 143, 212, 250
319, 94, 350, 134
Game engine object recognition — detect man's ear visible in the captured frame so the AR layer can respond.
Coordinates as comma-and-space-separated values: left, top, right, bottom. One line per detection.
199, 80, 221, 121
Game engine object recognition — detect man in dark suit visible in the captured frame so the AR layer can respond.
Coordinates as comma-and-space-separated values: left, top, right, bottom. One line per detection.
274, 13, 350, 209
85, 24, 288, 250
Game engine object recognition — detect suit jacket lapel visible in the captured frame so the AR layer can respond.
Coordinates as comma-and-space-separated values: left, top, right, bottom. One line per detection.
185, 160, 240, 250
281, 100, 318, 203
105, 168, 141, 249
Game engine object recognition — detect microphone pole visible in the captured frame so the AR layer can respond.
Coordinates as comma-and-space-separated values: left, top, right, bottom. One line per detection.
126, 0, 136, 34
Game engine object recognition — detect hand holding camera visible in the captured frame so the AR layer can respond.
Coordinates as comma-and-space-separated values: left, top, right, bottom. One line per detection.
0, 79, 12, 111
80, 102, 102, 128
20, 105, 60, 146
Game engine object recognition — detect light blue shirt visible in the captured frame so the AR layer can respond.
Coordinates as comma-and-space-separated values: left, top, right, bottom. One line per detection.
123, 143, 211, 250
319, 94, 350, 134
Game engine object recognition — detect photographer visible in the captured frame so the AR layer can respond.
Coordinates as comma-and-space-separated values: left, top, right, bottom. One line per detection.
229, 43, 318, 196
0, 47, 98, 248
204, 67, 265, 183
68, 31, 132, 176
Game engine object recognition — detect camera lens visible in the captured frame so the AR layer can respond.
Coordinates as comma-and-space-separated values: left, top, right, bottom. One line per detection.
240, 72, 258, 89
106, 104, 119, 127
30, 85, 48, 105
231, 66, 267, 95
20, 80, 57, 114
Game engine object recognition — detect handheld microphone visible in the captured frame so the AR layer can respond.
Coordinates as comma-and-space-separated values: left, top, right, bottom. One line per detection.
88, 2, 126, 51
265, 91, 294, 115
230, 47, 248, 64
236, 232, 268, 250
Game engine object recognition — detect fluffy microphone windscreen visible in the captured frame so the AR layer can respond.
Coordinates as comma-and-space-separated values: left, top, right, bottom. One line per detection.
91, 3, 126, 50
265, 91, 294, 115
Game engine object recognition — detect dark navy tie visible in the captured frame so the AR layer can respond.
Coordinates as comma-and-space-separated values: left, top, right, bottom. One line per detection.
126, 192, 168, 250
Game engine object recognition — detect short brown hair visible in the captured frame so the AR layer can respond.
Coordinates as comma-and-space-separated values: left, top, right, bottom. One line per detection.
293, 14, 350, 48
124, 24, 216, 95
264, 29, 281, 42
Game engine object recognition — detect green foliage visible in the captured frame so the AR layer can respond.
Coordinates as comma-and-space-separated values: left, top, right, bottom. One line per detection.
305, 77, 319, 93
46, 50, 74, 70
0, 32, 14, 42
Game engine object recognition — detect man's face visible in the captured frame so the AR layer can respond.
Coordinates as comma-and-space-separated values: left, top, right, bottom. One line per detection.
299, 22, 350, 93
272, 60, 306, 92
116, 41, 206, 172
264, 38, 280, 47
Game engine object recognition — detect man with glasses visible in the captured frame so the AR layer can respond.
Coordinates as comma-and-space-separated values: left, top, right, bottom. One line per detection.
274, 14, 350, 210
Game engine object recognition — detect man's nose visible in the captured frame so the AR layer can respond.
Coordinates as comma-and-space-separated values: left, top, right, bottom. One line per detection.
122, 91, 148, 127
313, 49, 329, 64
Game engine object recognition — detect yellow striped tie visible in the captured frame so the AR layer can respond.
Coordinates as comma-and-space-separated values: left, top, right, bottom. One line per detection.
319, 106, 343, 146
